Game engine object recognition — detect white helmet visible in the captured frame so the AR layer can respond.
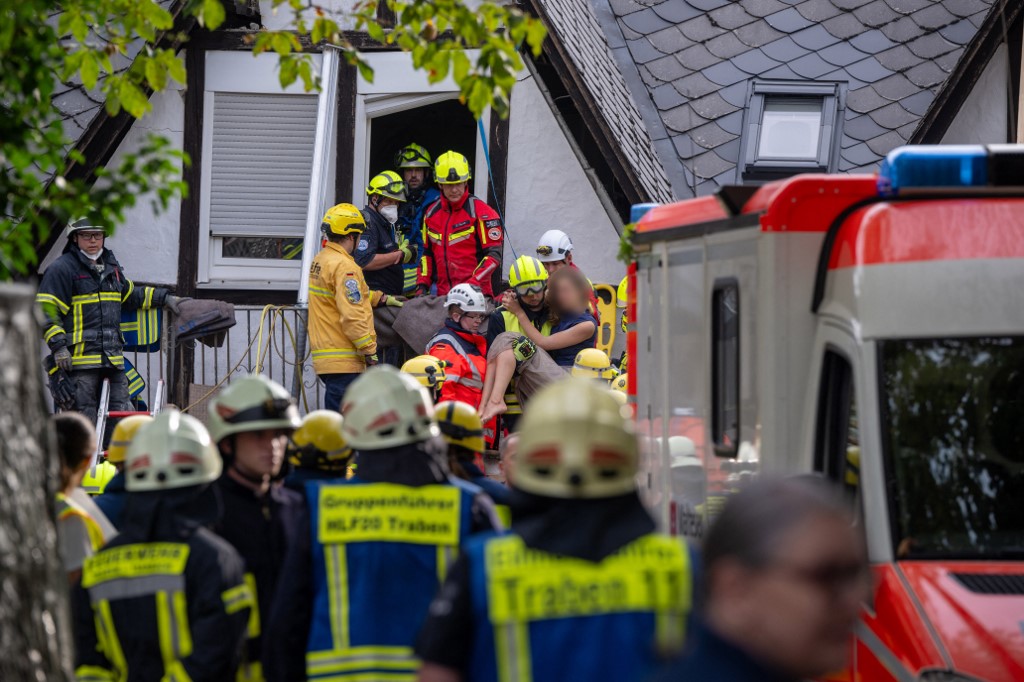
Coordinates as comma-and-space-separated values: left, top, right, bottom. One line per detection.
516, 378, 638, 499
445, 283, 488, 313
668, 436, 700, 469
536, 229, 573, 263
125, 410, 222, 492
342, 365, 440, 450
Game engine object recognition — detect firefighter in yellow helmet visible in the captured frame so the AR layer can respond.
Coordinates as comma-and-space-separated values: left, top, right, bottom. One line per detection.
571, 347, 617, 383
395, 143, 439, 294
436, 400, 511, 506
73, 410, 253, 681
417, 379, 696, 681
401, 354, 448, 402
417, 151, 504, 298
612, 372, 629, 393
284, 409, 354, 492
208, 375, 304, 682
94, 413, 153, 529
617, 276, 630, 373
357, 170, 411, 298
309, 203, 401, 412
486, 255, 553, 430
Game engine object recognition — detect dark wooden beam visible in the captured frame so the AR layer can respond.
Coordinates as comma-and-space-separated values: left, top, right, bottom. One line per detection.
191, 29, 388, 52
912, 3, 1024, 144
170, 45, 205, 406
335, 62, 358, 204
486, 110, 510, 216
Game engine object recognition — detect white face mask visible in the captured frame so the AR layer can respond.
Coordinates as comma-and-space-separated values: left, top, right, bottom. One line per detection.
379, 204, 399, 224
80, 247, 104, 261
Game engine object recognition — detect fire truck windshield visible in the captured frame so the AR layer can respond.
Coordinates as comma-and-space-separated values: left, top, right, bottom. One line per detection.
880, 336, 1024, 559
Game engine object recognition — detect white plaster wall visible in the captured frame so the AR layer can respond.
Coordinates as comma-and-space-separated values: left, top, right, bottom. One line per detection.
39, 72, 185, 286
504, 73, 624, 288
942, 44, 1009, 145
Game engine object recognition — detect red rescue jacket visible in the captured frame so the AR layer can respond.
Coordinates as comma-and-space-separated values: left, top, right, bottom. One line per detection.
418, 193, 503, 297
426, 321, 488, 407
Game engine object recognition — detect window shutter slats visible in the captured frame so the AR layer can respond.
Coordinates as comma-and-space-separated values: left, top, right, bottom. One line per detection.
208, 92, 318, 238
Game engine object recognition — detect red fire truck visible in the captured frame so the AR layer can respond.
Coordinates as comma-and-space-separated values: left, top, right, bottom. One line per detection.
628, 144, 1024, 681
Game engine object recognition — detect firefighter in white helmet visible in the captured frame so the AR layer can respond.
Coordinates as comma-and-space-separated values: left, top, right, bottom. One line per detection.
426, 283, 490, 408
73, 410, 253, 681
535, 228, 601, 321
417, 378, 695, 682
268, 365, 500, 680
309, 203, 404, 411
207, 375, 305, 681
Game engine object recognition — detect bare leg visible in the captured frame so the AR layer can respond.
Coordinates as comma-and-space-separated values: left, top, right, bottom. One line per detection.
481, 355, 498, 412
480, 350, 514, 422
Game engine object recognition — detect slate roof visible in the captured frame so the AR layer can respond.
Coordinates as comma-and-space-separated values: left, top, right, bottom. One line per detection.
537, 0, 676, 203
596, 0, 997, 197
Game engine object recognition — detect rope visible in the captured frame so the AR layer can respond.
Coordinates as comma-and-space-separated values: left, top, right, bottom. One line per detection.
181, 304, 313, 414
477, 118, 519, 260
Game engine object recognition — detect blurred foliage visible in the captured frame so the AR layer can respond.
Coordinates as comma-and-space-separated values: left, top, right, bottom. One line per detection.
1, 0, 545, 279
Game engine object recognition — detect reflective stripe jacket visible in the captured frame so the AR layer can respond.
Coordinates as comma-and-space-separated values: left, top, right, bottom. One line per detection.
397, 187, 439, 294
465, 532, 693, 682
418, 193, 503, 297
36, 248, 167, 371
73, 529, 253, 682
304, 477, 480, 682
427, 322, 488, 408
309, 242, 381, 375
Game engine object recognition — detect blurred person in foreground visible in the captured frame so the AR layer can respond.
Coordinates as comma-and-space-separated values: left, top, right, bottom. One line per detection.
416, 379, 695, 682
655, 476, 868, 681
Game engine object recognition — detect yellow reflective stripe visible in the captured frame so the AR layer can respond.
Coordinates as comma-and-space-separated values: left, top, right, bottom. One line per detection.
83, 543, 190, 587
71, 292, 121, 304
449, 226, 475, 241
306, 673, 415, 682
312, 348, 361, 359
121, 279, 135, 303
352, 335, 373, 349
174, 590, 192, 658
44, 325, 65, 342
243, 573, 261, 639
331, 544, 349, 649
36, 292, 71, 314
307, 645, 417, 675
494, 619, 532, 682
156, 590, 175, 667
495, 505, 512, 528
143, 287, 154, 308
236, 661, 264, 682
96, 599, 128, 677
222, 582, 254, 615
73, 302, 84, 344
75, 665, 117, 681
310, 285, 335, 299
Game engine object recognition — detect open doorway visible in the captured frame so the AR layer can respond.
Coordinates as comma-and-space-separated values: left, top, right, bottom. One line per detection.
368, 98, 478, 182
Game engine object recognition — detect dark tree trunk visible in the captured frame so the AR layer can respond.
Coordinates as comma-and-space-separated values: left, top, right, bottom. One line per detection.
0, 283, 74, 681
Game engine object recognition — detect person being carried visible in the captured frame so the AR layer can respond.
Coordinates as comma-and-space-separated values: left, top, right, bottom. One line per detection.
479, 266, 597, 422
535, 228, 600, 323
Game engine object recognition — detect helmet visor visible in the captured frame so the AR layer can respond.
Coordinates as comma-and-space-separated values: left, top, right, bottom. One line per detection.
224, 398, 296, 425
514, 283, 546, 297
397, 147, 431, 167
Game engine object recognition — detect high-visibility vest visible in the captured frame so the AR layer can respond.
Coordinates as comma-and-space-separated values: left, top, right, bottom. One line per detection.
498, 310, 553, 416
305, 478, 478, 682
56, 492, 106, 550
466, 533, 692, 682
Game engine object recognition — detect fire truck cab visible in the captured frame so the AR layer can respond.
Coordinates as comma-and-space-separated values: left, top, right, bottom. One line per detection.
629, 145, 1024, 681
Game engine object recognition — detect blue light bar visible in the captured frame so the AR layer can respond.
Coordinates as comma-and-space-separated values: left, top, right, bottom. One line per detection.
878, 145, 988, 196
630, 203, 659, 223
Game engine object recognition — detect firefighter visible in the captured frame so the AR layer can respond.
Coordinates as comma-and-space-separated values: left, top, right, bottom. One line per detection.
486, 255, 552, 429
356, 171, 412, 297
281, 366, 499, 681
401, 354, 448, 403
436, 400, 511, 506
416, 151, 504, 298
612, 373, 628, 393
309, 203, 401, 412
416, 379, 695, 682
617, 276, 629, 372
80, 460, 118, 496
571, 348, 617, 383
395, 143, 440, 294
36, 217, 187, 424
94, 414, 153, 529
207, 375, 306, 681
73, 410, 253, 681
283, 409, 354, 492
535, 228, 600, 321
426, 283, 489, 408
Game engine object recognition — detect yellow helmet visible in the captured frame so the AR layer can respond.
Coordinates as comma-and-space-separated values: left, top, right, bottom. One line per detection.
289, 410, 352, 473
366, 170, 407, 201
435, 400, 486, 454
125, 409, 222, 492
106, 414, 154, 464
508, 255, 548, 289
81, 460, 118, 495
617, 276, 629, 308
207, 375, 301, 445
322, 203, 366, 237
611, 373, 628, 393
517, 378, 638, 499
571, 348, 616, 381
434, 151, 472, 185
395, 143, 432, 169
401, 355, 447, 393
